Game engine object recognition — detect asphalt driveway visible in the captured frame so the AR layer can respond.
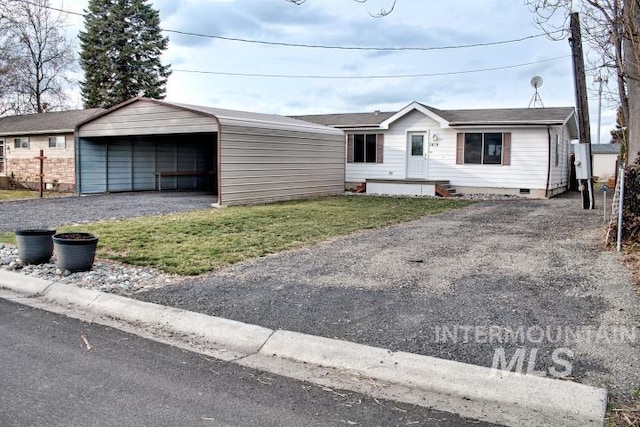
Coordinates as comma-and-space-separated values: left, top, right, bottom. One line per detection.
0, 191, 215, 232
135, 193, 640, 400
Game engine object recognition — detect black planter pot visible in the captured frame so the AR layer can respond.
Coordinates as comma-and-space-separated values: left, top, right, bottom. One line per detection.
52, 232, 99, 273
15, 229, 56, 265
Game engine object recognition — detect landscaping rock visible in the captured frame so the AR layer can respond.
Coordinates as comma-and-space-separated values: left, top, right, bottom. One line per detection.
0, 244, 185, 295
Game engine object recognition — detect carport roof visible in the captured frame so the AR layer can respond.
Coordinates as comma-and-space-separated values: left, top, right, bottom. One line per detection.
76, 97, 343, 135
169, 101, 342, 133
0, 108, 103, 135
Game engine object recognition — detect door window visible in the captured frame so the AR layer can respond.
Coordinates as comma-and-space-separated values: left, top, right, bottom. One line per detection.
411, 134, 424, 156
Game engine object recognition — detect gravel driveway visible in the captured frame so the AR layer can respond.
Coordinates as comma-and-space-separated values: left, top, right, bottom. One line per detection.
0, 192, 215, 232
136, 193, 640, 400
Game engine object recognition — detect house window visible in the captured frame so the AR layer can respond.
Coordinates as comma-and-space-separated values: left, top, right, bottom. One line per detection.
348, 133, 384, 164
464, 132, 503, 164
0, 139, 4, 174
354, 134, 377, 163
14, 137, 29, 149
554, 135, 560, 166
49, 135, 66, 148
457, 132, 510, 166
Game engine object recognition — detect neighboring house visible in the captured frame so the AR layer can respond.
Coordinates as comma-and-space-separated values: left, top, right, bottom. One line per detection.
293, 101, 578, 198
589, 143, 620, 181
0, 109, 103, 191
75, 97, 344, 205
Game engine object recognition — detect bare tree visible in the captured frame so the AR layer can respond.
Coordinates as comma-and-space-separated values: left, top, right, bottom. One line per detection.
525, 0, 640, 161
0, 0, 76, 115
285, 0, 398, 17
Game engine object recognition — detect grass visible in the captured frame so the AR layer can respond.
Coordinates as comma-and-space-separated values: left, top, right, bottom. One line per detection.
0, 196, 471, 275
606, 394, 640, 426
0, 190, 73, 201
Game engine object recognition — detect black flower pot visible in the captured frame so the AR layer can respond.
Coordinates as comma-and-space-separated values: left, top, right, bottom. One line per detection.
15, 229, 56, 265
52, 232, 99, 272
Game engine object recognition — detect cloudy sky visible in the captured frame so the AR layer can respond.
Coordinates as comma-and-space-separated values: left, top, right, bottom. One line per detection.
55, 0, 617, 142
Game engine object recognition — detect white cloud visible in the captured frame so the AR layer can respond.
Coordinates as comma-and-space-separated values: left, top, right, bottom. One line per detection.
51, 0, 618, 139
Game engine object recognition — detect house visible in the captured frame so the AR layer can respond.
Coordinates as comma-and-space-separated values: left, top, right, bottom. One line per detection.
293, 101, 578, 198
0, 108, 103, 191
75, 97, 345, 205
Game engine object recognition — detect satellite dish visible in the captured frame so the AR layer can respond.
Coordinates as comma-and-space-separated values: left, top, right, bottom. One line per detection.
528, 76, 545, 108
531, 76, 544, 89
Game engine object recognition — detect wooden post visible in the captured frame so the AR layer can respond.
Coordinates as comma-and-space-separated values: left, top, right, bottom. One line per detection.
569, 12, 595, 209
33, 149, 47, 199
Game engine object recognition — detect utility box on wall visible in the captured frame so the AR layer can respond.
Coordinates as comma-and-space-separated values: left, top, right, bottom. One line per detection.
574, 143, 592, 180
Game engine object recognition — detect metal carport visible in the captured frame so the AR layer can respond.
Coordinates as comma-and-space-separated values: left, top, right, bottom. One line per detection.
75, 98, 345, 205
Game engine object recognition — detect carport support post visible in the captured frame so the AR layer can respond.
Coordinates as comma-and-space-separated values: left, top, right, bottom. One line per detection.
33, 149, 47, 199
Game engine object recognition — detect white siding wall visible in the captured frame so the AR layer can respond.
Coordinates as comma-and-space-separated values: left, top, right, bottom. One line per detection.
78, 102, 219, 137
345, 110, 439, 182
546, 125, 571, 191
592, 153, 619, 179
346, 109, 559, 190
220, 125, 344, 205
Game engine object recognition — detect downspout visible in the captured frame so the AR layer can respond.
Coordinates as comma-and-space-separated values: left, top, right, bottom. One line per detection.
545, 126, 552, 198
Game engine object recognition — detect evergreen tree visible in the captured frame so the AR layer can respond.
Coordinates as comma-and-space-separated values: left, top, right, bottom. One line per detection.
79, 0, 171, 109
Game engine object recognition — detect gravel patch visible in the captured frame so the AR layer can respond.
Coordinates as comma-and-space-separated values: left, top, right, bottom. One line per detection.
0, 191, 215, 232
133, 192, 640, 400
0, 244, 186, 294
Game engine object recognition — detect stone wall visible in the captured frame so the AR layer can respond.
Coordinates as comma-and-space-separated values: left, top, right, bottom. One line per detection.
7, 157, 75, 191
4, 132, 76, 191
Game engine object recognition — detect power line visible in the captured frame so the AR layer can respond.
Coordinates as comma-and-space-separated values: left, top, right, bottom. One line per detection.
163, 29, 561, 52
173, 55, 570, 79
26, 0, 562, 52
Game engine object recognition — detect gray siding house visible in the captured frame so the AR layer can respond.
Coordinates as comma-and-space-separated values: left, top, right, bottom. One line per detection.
75, 97, 345, 205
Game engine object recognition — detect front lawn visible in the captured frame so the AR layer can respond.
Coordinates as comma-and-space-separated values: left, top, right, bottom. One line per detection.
0, 190, 73, 201
1, 196, 472, 275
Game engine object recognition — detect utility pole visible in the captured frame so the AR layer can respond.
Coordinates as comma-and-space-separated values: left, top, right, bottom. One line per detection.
569, 12, 595, 209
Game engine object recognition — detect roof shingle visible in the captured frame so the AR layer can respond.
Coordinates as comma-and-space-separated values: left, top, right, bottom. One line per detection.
292, 103, 575, 128
0, 109, 103, 135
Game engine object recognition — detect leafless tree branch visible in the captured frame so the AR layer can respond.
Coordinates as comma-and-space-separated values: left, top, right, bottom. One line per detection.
284, 0, 398, 17
0, 0, 75, 116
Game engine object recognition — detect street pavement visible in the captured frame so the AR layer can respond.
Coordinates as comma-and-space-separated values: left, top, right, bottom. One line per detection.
0, 298, 498, 427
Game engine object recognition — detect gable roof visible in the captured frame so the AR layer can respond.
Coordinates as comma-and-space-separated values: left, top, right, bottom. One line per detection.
289, 111, 395, 128
77, 97, 343, 135
421, 104, 576, 126
0, 108, 103, 135
292, 101, 578, 137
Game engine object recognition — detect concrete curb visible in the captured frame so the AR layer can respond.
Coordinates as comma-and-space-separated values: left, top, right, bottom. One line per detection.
0, 270, 607, 427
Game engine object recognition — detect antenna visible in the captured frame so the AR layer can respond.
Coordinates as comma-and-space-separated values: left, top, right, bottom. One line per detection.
528, 76, 545, 108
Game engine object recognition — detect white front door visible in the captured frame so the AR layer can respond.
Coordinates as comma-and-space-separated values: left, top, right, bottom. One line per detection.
407, 132, 427, 179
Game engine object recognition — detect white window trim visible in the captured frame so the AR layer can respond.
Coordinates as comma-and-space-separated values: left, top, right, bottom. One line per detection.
49, 135, 66, 149
13, 136, 29, 149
